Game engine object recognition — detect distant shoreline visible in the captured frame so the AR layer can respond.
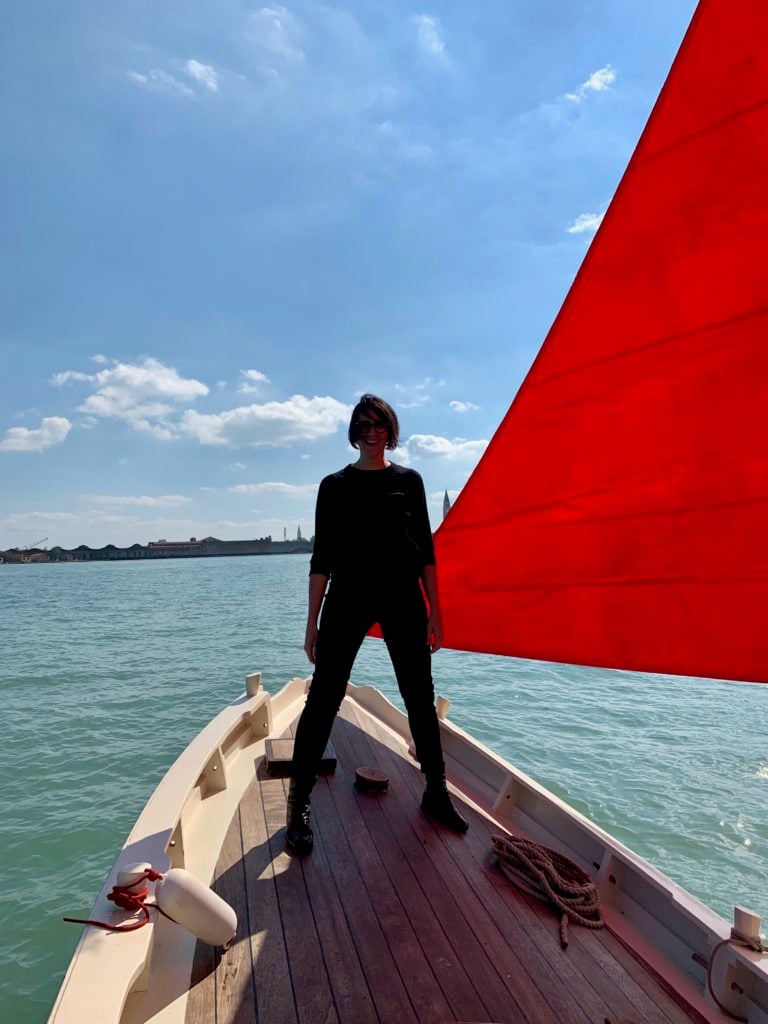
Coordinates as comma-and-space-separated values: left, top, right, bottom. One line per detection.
1, 535, 313, 564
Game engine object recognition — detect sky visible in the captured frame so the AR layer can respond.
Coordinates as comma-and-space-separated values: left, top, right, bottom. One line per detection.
1, 0, 698, 550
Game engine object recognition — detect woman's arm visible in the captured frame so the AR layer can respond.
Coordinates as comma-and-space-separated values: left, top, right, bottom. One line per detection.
421, 562, 443, 654
304, 573, 329, 663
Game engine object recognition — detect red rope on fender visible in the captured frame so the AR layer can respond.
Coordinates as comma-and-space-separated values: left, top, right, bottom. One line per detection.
64, 868, 165, 933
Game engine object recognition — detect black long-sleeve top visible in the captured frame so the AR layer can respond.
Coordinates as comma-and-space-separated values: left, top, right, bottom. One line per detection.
309, 463, 435, 584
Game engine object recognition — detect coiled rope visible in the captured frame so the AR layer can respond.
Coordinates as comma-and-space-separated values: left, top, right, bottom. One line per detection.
492, 833, 603, 949
63, 867, 176, 933
493, 834, 767, 1021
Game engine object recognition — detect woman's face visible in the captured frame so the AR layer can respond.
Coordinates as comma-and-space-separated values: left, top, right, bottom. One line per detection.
356, 411, 390, 455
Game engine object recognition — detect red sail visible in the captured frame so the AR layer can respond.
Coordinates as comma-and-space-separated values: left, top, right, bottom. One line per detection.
436, 0, 768, 684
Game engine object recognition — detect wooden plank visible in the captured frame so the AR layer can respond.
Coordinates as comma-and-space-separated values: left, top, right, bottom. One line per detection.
365, 712, 620, 1023
432, 769, 695, 1024
319, 745, 459, 1023
260, 777, 339, 1024
344, 703, 598, 1023
239, 775, 300, 1024
338, 705, 568, 1024
274, 775, 380, 1024
592, 928, 706, 1024
329, 711, 493, 1022
354, 703, 696, 1024
185, 803, 251, 1024
213, 806, 258, 1024
185, 919, 219, 1024
308, 772, 420, 1023
192, 701, 699, 1024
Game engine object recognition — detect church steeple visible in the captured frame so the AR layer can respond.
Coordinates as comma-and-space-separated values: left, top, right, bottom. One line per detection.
443, 489, 451, 520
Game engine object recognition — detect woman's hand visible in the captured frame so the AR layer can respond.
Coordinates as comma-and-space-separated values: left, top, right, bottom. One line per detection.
305, 574, 328, 665
304, 621, 319, 664
427, 611, 443, 654
421, 564, 442, 654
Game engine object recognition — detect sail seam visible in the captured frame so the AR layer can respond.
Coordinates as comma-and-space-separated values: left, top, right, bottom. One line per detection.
637, 93, 768, 167
529, 304, 768, 388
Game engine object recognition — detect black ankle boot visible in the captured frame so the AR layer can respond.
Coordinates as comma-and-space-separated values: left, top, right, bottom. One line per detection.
422, 775, 469, 833
286, 779, 314, 855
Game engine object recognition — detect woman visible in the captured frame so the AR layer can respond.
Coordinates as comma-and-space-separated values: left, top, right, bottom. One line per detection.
287, 394, 468, 855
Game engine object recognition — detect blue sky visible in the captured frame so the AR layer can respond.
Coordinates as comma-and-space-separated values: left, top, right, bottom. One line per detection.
1, 0, 697, 550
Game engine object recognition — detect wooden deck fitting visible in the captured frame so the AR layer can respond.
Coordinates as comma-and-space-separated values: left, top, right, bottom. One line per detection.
199, 747, 228, 796
248, 696, 272, 740
245, 672, 262, 697
167, 822, 186, 869
491, 772, 524, 819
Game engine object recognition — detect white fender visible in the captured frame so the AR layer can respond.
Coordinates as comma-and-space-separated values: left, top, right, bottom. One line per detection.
154, 868, 237, 947
116, 863, 154, 891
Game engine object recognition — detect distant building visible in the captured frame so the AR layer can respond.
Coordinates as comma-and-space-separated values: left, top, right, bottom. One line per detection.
297, 524, 303, 541
43, 535, 313, 563
443, 489, 451, 520
2, 548, 50, 564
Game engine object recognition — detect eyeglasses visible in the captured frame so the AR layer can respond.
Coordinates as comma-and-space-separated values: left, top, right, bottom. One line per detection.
357, 420, 388, 434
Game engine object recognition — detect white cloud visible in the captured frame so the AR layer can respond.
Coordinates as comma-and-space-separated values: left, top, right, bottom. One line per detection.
0, 416, 72, 453
2, 511, 81, 528
52, 357, 209, 437
234, 5, 404, 133
51, 370, 92, 385
181, 395, 351, 447
414, 14, 447, 60
229, 481, 317, 498
565, 64, 615, 103
186, 59, 220, 92
128, 61, 222, 99
0, 509, 142, 548
394, 377, 445, 409
391, 444, 411, 465
567, 210, 605, 235
246, 6, 306, 64
127, 68, 195, 98
375, 121, 433, 163
237, 369, 270, 395
85, 494, 193, 508
405, 433, 488, 460
450, 400, 480, 413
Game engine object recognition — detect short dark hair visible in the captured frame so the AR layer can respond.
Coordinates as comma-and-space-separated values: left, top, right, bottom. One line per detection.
348, 394, 400, 450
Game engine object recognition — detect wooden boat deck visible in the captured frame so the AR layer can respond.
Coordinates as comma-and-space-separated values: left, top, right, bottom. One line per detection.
185, 698, 699, 1024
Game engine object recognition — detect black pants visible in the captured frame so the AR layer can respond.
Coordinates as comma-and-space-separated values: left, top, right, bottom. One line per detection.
291, 579, 444, 788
